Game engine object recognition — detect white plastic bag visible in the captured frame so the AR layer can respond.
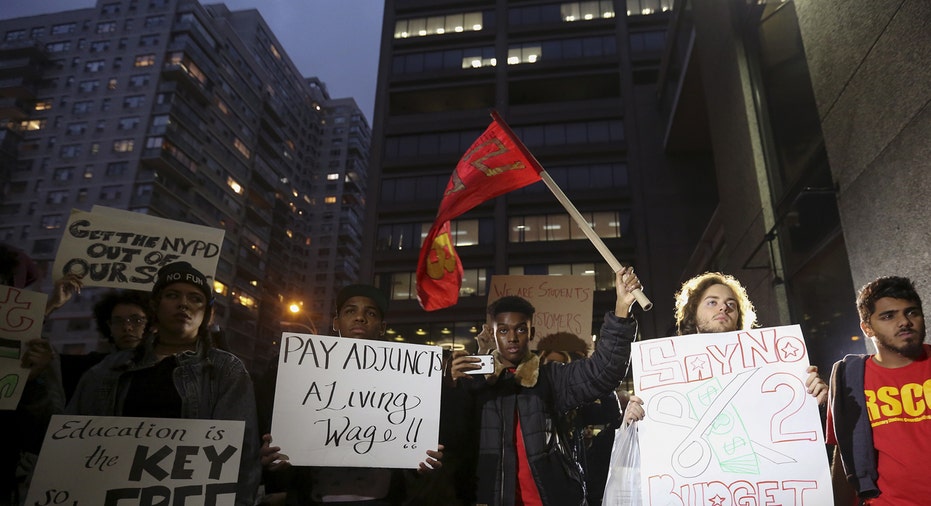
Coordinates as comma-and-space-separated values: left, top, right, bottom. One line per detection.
602, 421, 642, 506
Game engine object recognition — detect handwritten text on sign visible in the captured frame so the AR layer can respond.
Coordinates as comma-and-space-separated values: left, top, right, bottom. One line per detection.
271, 334, 443, 468
631, 325, 832, 505
490, 275, 595, 347
52, 206, 224, 291
26, 415, 244, 506
0, 285, 48, 410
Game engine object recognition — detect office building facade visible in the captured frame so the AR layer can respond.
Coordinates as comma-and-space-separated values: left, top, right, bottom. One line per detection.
363, 0, 717, 348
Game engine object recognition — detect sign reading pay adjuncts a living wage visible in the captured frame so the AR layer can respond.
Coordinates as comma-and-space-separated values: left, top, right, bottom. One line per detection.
631, 325, 832, 505
271, 333, 443, 468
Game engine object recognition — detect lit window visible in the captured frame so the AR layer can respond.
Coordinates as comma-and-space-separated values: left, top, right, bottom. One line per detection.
326, 173, 339, 180
134, 54, 156, 67
112, 139, 134, 152
507, 44, 542, 65
35, 100, 53, 111
227, 177, 243, 195
237, 293, 256, 308
395, 11, 483, 39
233, 138, 251, 159
21, 120, 46, 131
324, 196, 337, 204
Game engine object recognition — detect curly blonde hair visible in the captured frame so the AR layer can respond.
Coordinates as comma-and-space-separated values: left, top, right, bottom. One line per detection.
674, 272, 757, 335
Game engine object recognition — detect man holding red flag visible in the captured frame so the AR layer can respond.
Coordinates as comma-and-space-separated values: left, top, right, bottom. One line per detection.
416, 112, 543, 311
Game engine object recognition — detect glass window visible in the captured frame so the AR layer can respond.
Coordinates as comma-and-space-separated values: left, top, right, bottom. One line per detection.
96, 21, 117, 34
134, 54, 156, 67
626, 0, 673, 16
51, 23, 76, 35
113, 139, 134, 152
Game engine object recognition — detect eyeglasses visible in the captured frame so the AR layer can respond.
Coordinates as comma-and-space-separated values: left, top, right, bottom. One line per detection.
109, 316, 147, 328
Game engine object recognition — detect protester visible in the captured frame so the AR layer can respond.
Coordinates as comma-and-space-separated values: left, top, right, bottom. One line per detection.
49, 279, 152, 401
536, 332, 622, 506
0, 243, 64, 506
67, 261, 260, 506
827, 276, 930, 506
259, 284, 444, 506
623, 271, 828, 424
447, 267, 641, 505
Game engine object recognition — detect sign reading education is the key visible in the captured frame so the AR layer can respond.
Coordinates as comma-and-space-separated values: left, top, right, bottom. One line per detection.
26, 415, 244, 506
631, 325, 832, 505
271, 333, 443, 468
52, 206, 225, 290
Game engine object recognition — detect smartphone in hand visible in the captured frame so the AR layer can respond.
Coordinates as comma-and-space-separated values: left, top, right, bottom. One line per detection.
464, 354, 495, 374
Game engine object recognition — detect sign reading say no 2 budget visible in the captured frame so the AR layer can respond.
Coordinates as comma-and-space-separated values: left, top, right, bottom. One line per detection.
631, 325, 832, 505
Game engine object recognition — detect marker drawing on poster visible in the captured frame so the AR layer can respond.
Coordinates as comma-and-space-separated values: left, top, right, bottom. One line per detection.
489, 275, 595, 347
271, 333, 443, 468
52, 205, 225, 291
0, 285, 48, 410
631, 325, 832, 505
26, 415, 244, 506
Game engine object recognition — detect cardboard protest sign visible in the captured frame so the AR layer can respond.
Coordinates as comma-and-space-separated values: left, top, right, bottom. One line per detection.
631, 325, 832, 505
489, 275, 596, 347
271, 333, 443, 468
52, 206, 224, 290
0, 285, 48, 410
26, 415, 244, 506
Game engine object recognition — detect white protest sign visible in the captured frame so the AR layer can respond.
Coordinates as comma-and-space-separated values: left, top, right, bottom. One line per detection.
271, 333, 443, 468
26, 415, 244, 506
0, 285, 48, 410
489, 275, 596, 347
631, 325, 832, 505
52, 206, 225, 290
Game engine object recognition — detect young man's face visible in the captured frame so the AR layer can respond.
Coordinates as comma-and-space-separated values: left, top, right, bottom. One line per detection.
493, 311, 534, 367
155, 283, 206, 341
108, 302, 147, 351
333, 295, 386, 340
695, 283, 739, 333
862, 297, 926, 360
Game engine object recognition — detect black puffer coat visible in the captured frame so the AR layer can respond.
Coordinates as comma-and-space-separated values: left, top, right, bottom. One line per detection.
469, 312, 636, 506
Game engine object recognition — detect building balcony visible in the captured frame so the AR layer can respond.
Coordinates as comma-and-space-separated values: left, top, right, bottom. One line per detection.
141, 148, 196, 189
160, 63, 211, 105
0, 76, 39, 100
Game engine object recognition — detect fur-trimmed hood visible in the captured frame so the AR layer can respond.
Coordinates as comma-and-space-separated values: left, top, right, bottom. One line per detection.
488, 350, 540, 387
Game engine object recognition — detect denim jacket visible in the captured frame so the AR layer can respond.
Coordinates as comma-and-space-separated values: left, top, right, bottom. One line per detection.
66, 338, 260, 506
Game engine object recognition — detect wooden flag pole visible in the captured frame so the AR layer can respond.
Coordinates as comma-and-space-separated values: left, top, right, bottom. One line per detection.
489, 110, 652, 311
537, 170, 653, 311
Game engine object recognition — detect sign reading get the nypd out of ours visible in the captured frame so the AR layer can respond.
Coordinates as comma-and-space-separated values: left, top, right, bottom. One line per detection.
26, 415, 244, 506
0, 285, 47, 410
489, 275, 596, 348
631, 325, 832, 505
271, 333, 443, 468
52, 205, 225, 290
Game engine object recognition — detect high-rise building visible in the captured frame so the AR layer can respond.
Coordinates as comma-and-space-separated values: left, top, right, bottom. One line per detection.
0, 0, 370, 371
363, 0, 717, 348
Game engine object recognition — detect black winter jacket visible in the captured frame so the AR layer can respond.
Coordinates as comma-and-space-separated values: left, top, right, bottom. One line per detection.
467, 312, 636, 506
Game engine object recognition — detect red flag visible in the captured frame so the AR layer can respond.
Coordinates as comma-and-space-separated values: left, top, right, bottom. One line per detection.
416, 112, 543, 310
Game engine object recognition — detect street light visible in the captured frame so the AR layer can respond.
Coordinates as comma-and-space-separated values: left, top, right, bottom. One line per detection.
280, 300, 318, 335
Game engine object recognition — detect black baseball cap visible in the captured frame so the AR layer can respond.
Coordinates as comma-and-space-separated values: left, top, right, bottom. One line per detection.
336, 284, 388, 317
